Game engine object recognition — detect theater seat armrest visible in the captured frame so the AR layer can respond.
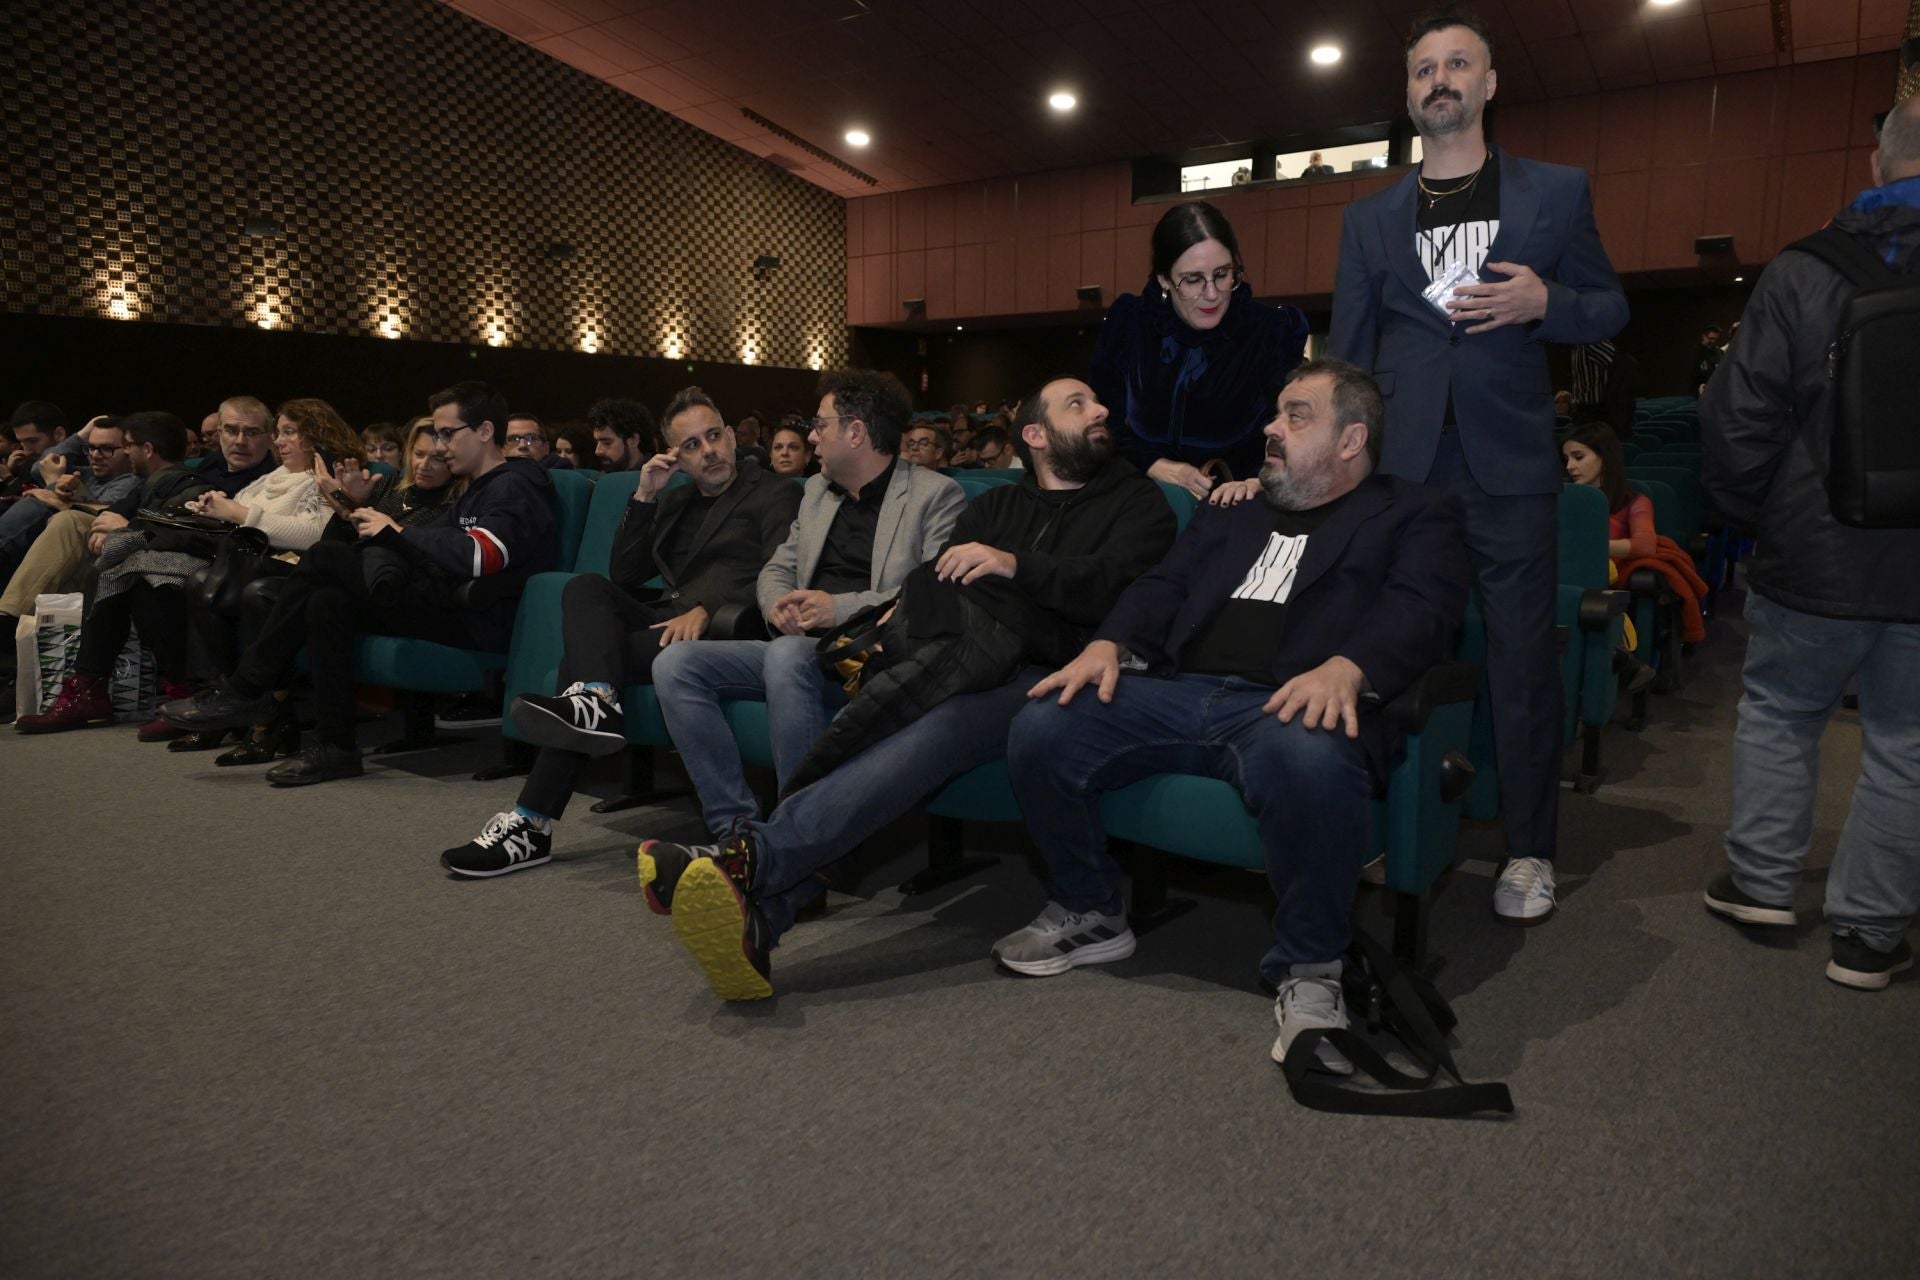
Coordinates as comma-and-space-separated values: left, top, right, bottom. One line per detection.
1577, 587, 1629, 632
453, 575, 518, 610
1362, 661, 1483, 734
1627, 567, 1664, 599
708, 602, 770, 641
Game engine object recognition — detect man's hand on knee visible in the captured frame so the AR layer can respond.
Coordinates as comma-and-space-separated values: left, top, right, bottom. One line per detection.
1029, 640, 1123, 706
1264, 656, 1366, 738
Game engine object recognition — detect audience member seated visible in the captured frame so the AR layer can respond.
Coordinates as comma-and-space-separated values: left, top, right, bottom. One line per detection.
1090, 201, 1309, 497
588, 397, 655, 471
968, 424, 1021, 469
733, 412, 772, 469
767, 422, 813, 478
551, 422, 594, 469
2, 401, 69, 499
0, 415, 140, 585
900, 421, 950, 470
185, 415, 211, 459
160, 381, 558, 787
1303, 152, 1336, 177
648, 369, 964, 841
15, 398, 352, 736
993, 361, 1468, 1075
440, 387, 804, 877
505, 412, 567, 469
638, 376, 1176, 1001
361, 421, 403, 471
1561, 422, 1661, 690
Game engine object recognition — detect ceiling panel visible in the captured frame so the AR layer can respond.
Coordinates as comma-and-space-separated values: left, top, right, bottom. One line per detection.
439, 0, 1894, 195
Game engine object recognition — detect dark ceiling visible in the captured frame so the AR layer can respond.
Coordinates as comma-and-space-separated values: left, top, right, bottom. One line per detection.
441, 0, 1911, 195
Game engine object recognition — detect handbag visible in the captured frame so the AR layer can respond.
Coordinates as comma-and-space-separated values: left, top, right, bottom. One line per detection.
133, 506, 237, 559
192, 525, 295, 616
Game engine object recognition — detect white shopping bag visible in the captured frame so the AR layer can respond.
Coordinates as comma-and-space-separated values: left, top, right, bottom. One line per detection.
17, 592, 155, 718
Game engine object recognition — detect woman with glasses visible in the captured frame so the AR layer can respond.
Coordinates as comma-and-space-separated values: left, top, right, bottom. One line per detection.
1088, 201, 1309, 498
17, 399, 362, 737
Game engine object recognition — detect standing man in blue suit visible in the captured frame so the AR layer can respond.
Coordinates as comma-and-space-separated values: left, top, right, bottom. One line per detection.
1330, 5, 1627, 925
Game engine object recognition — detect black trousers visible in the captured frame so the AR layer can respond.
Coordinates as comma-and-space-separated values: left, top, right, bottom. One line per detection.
235, 540, 480, 749
77, 580, 189, 684
518, 573, 673, 819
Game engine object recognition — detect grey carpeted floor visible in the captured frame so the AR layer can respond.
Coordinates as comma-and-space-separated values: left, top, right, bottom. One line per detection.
3, 586, 1916, 1278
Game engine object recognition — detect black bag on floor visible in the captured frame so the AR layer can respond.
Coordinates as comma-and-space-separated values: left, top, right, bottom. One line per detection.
1784, 227, 1920, 528
1278, 925, 1515, 1118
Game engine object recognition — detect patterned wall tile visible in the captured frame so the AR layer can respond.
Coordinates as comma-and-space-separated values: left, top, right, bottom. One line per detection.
3, 0, 849, 371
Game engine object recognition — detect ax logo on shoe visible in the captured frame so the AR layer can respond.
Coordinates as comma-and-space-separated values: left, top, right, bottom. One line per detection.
567, 693, 607, 731
502, 832, 539, 863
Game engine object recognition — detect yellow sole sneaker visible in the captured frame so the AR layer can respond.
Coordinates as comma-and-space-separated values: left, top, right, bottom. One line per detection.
670, 858, 773, 1001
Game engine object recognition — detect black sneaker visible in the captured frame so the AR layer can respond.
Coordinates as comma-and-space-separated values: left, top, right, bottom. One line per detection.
161, 678, 278, 732
1826, 934, 1914, 991
264, 742, 364, 787
509, 682, 625, 757
437, 691, 502, 729
670, 854, 773, 1001
442, 811, 553, 878
1703, 872, 1797, 927
637, 825, 755, 916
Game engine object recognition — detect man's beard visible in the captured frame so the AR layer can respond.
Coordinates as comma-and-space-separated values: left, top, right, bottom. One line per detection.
1044, 423, 1113, 484
1413, 88, 1472, 137
1259, 446, 1339, 511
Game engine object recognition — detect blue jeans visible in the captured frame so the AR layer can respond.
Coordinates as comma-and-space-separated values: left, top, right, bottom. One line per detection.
651, 635, 846, 835
0, 496, 55, 579
745, 675, 1037, 942
1726, 593, 1920, 949
1425, 429, 1562, 862
1008, 673, 1375, 984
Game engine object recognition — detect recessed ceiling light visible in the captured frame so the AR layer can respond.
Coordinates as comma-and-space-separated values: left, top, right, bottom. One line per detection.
1650, 0, 1682, 7
955, 325, 964, 331
844, 128, 870, 147
1733, 276, 1744, 282
1048, 91, 1076, 111
1310, 45, 1341, 66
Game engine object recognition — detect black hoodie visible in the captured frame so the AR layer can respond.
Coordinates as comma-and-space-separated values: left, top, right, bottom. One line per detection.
904, 455, 1177, 666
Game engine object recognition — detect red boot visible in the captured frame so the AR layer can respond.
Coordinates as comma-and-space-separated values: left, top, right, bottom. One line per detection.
138, 680, 200, 742
16, 673, 113, 734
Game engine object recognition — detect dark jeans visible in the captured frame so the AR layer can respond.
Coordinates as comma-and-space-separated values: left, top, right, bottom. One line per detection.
77, 580, 189, 683
1008, 672, 1375, 984
1425, 428, 1562, 862
518, 574, 675, 819
234, 540, 480, 749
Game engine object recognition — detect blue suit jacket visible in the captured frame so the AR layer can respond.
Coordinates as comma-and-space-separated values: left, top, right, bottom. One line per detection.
1329, 148, 1627, 496
1092, 474, 1469, 783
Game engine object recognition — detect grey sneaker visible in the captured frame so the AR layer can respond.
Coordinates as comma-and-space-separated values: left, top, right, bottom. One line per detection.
1493, 856, 1556, 925
993, 901, 1136, 977
1271, 962, 1354, 1076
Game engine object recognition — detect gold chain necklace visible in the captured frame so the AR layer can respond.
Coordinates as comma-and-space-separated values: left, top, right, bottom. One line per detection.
1417, 152, 1490, 211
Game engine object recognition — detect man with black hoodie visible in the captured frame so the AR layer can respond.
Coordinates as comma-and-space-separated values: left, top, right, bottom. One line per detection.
162, 381, 557, 786
637, 376, 1176, 1001
1700, 94, 1920, 991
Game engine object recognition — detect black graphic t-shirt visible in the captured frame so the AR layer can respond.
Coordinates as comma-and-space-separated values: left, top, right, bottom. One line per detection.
1181, 491, 1352, 683
1415, 156, 1501, 283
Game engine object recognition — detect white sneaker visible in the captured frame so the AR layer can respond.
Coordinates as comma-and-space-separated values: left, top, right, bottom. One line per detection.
1271, 962, 1354, 1075
992, 901, 1136, 976
1493, 856, 1557, 925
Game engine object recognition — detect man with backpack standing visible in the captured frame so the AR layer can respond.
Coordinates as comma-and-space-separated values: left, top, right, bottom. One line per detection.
1700, 95, 1920, 991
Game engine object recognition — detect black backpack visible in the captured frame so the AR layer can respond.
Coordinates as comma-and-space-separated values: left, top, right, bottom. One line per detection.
1786, 227, 1920, 528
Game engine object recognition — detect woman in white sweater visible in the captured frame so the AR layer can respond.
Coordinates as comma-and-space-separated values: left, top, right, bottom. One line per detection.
18, 400, 364, 742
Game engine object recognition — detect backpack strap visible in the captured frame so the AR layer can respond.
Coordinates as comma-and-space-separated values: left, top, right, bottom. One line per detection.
1785, 226, 1901, 290
1278, 928, 1515, 1118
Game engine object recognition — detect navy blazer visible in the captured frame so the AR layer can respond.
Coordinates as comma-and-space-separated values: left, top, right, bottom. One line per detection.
1329, 148, 1627, 497
1093, 474, 1470, 783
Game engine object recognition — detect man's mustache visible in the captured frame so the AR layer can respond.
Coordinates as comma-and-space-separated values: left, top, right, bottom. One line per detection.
1424, 88, 1461, 107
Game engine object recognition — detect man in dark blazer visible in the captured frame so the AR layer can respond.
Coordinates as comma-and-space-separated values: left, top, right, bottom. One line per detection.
440, 386, 802, 877
997, 360, 1470, 1074
1329, 6, 1626, 926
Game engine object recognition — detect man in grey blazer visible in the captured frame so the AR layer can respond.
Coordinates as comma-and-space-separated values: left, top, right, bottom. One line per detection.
652, 369, 966, 839
1330, 6, 1626, 926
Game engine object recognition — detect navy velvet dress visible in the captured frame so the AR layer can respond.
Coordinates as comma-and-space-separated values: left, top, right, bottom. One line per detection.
1088, 278, 1310, 480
